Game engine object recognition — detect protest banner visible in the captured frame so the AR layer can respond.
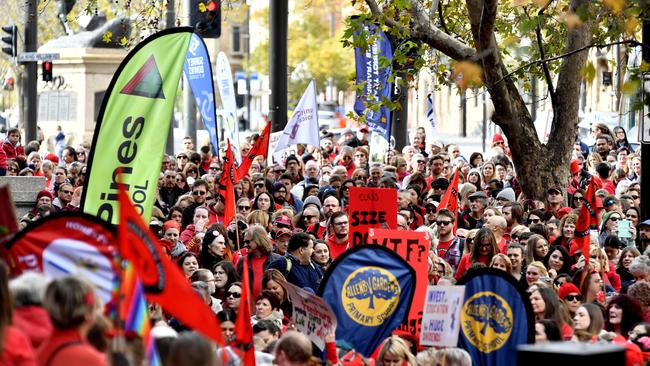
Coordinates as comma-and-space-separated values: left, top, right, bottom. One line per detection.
268, 131, 297, 165
282, 280, 336, 350
216, 52, 241, 163
348, 187, 397, 246
82, 28, 194, 224
457, 268, 533, 366
2, 212, 117, 303
420, 285, 465, 347
367, 228, 430, 341
318, 245, 415, 357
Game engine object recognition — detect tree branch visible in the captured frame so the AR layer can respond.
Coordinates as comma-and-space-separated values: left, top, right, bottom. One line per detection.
527, 2, 557, 106
437, 0, 450, 34
364, 0, 476, 61
493, 39, 641, 86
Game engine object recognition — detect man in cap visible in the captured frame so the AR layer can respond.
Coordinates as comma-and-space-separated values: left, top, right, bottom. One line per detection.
20, 190, 54, 228
461, 191, 487, 229
546, 185, 567, 217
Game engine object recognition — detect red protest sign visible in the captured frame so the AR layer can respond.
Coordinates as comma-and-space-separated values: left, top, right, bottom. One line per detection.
348, 187, 397, 246
367, 228, 430, 342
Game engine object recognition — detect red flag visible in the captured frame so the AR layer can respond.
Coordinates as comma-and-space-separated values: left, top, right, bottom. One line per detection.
438, 168, 460, 234
573, 176, 598, 269
232, 256, 255, 366
118, 186, 224, 346
219, 139, 239, 227
237, 122, 271, 178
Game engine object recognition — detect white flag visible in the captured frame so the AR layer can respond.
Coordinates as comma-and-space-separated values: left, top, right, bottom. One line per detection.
274, 80, 320, 154
216, 52, 241, 163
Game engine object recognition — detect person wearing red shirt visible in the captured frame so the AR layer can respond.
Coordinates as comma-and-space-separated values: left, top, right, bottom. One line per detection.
455, 227, 500, 281
38, 277, 108, 366
435, 209, 461, 270
326, 212, 350, 260
237, 225, 282, 299
2, 128, 26, 166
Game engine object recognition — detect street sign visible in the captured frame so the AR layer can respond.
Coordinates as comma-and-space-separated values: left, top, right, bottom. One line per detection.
18, 52, 60, 62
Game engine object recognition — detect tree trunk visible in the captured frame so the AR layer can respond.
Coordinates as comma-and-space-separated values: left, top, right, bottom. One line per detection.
364, 0, 593, 200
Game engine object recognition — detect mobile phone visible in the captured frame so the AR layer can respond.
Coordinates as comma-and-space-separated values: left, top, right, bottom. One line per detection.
618, 219, 632, 238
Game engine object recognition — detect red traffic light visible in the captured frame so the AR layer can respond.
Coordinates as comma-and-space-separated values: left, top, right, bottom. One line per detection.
207, 1, 218, 12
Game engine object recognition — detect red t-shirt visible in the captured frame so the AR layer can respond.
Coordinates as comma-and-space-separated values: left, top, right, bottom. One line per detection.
250, 256, 266, 299
327, 235, 349, 260
437, 238, 453, 258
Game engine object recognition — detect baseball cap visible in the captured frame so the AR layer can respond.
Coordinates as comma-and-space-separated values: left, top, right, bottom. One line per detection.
640, 219, 650, 227
468, 191, 487, 200
547, 185, 562, 195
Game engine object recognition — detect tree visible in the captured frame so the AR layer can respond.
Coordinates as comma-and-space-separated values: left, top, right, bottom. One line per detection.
346, 0, 643, 199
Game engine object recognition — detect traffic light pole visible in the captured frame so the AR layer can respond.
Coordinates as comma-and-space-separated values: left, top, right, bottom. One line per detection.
23, 0, 38, 143
183, 0, 197, 148
269, 0, 288, 133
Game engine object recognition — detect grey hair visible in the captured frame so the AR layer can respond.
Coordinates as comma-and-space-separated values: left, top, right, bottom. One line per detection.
9, 271, 51, 307
630, 255, 650, 277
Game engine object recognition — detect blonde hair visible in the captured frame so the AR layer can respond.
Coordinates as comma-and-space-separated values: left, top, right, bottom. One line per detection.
377, 336, 416, 366
490, 253, 512, 273
245, 224, 273, 255
527, 261, 549, 277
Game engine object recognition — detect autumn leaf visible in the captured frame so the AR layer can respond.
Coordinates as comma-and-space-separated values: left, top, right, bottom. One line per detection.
198, 2, 207, 12
452, 61, 483, 91
560, 12, 583, 29
120, 37, 128, 46
621, 79, 640, 95
624, 18, 639, 36
102, 31, 112, 44
603, 0, 624, 15
580, 61, 596, 85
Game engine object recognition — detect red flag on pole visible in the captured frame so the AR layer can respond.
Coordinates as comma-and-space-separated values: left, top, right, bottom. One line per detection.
219, 139, 239, 227
437, 168, 460, 234
232, 256, 255, 366
573, 176, 598, 269
237, 122, 271, 178
118, 186, 224, 346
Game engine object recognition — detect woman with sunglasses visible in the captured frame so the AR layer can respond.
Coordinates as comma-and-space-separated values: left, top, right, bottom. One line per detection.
224, 282, 243, 311
183, 162, 199, 181
213, 260, 240, 303
558, 282, 583, 317
599, 211, 623, 246
238, 225, 283, 299
175, 172, 189, 193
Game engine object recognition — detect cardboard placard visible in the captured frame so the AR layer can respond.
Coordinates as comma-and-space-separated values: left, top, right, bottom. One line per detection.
283, 280, 337, 350
420, 285, 465, 347
367, 228, 430, 341
348, 187, 397, 246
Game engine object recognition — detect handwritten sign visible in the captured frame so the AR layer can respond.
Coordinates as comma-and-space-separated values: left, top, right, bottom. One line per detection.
349, 187, 397, 246
367, 228, 430, 341
282, 280, 337, 350
420, 286, 465, 347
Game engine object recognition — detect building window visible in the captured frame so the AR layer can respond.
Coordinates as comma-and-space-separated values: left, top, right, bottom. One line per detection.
233, 25, 241, 52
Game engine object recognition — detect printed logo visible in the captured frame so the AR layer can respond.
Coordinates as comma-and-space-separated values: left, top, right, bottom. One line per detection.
342, 266, 400, 326
121, 55, 166, 99
461, 291, 513, 353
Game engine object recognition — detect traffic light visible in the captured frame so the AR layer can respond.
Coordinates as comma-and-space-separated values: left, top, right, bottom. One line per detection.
190, 0, 221, 38
42, 61, 53, 82
1, 25, 17, 57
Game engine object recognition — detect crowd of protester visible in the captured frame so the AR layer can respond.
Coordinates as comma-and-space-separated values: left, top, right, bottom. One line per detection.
0, 122, 647, 365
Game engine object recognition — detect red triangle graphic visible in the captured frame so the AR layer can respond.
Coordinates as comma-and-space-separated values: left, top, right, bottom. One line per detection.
120, 55, 166, 99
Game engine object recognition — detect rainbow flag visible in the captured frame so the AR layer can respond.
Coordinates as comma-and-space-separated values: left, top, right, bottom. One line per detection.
120, 261, 161, 366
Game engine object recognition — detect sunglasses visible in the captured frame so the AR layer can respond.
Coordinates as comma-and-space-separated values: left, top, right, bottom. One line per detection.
564, 295, 582, 302
61, 190, 73, 194
436, 221, 452, 226
254, 183, 265, 188
226, 292, 241, 298
238, 205, 251, 210
176, 155, 188, 159
192, 191, 207, 196
529, 219, 541, 224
